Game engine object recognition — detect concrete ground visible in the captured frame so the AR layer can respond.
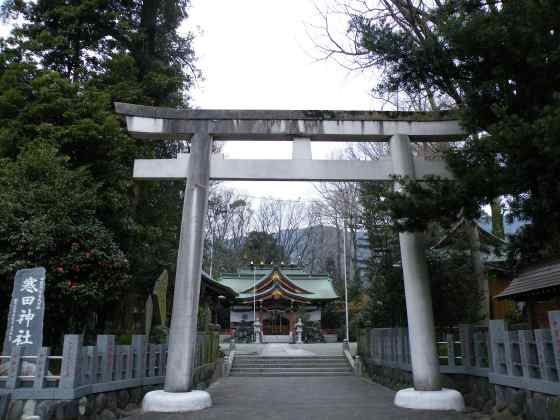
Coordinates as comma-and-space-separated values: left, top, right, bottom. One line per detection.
127, 376, 472, 420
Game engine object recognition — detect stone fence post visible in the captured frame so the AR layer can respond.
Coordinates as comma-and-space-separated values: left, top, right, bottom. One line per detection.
33, 347, 50, 389
59, 335, 83, 390
254, 321, 262, 344
131, 335, 146, 380
6, 346, 22, 389
96, 335, 115, 383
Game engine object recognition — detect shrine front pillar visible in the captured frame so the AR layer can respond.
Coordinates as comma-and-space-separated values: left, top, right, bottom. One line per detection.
142, 127, 213, 412
390, 134, 464, 411
165, 128, 212, 393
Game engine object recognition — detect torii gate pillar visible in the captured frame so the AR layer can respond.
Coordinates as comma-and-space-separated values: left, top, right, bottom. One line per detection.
142, 128, 214, 412
390, 134, 464, 410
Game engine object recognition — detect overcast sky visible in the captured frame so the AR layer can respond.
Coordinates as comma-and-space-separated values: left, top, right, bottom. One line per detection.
0, 0, 380, 201
182, 0, 379, 201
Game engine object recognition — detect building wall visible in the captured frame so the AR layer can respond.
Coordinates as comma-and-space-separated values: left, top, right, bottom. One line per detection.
489, 272, 516, 320
229, 306, 322, 330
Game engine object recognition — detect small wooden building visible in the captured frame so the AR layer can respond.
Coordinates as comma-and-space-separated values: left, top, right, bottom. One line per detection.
200, 271, 237, 329
496, 260, 560, 328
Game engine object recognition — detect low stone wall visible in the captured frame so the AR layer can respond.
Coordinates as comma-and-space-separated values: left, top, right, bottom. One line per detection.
362, 358, 560, 420
4, 359, 223, 420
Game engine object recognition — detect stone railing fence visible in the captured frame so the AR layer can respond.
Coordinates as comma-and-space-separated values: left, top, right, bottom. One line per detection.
358, 311, 560, 396
0, 332, 220, 401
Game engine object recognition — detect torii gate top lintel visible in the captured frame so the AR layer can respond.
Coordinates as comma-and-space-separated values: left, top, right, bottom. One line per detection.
114, 102, 464, 182
114, 102, 465, 142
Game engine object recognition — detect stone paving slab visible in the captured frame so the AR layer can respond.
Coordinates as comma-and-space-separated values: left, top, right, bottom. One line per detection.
127, 376, 472, 420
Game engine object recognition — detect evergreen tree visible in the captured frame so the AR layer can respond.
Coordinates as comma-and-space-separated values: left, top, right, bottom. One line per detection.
339, 0, 560, 266
0, 141, 129, 343
241, 232, 286, 266
359, 182, 481, 328
0, 0, 198, 337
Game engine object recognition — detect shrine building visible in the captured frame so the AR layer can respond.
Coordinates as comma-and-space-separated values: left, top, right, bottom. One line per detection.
217, 265, 339, 338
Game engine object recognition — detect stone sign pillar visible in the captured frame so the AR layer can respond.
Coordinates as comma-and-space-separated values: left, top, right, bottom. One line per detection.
2, 267, 46, 356
142, 128, 213, 413
254, 320, 262, 344
295, 318, 303, 344
390, 135, 464, 411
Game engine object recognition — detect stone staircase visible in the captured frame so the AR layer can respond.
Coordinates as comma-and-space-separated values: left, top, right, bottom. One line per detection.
262, 335, 291, 343
230, 355, 354, 377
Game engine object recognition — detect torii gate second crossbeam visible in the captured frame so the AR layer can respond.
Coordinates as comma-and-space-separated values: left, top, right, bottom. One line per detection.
115, 102, 467, 413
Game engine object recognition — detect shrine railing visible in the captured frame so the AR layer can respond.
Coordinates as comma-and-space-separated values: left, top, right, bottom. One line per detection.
358, 311, 560, 395
0, 332, 220, 400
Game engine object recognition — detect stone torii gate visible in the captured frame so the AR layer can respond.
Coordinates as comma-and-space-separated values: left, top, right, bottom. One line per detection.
115, 103, 466, 412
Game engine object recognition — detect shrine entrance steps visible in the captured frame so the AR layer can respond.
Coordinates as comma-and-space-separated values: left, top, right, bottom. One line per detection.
229, 355, 353, 377
262, 335, 290, 343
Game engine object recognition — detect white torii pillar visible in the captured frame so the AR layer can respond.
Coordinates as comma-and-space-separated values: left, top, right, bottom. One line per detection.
390, 134, 464, 411
142, 128, 214, 412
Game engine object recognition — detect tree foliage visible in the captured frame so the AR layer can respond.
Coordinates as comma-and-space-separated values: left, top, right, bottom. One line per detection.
241, 231, 286, 266
332, 0, 560, 266
359, 181, 482, 328
0, 141, 129, 341
0, 0, 197, 338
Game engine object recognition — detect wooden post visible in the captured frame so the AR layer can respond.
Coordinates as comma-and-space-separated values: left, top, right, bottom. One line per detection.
60, 335, 83, 390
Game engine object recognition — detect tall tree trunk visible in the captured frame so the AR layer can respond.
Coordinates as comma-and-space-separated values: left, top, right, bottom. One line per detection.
138, 0, 159, 76
491, 199, 505, 239
467, 221, 488, 320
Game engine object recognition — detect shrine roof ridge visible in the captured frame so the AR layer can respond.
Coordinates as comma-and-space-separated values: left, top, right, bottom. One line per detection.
115, 102, 460, 122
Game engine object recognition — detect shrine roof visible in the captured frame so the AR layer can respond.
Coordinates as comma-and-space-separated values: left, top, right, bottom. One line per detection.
217, 266, 338, 302
496, 260, 560, 301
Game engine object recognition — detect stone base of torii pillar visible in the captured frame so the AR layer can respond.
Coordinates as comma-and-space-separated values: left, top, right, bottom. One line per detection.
142, 390, 212, 413
394, 388, 464, 411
